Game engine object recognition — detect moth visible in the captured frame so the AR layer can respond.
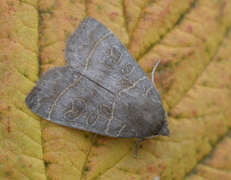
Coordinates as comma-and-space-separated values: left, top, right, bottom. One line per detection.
26, 17, 171, 157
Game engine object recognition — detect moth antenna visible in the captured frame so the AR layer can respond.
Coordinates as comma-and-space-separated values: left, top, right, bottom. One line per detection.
151, 60, 162, 102
152, 60, 169, 123
134, 138, 147, 158
151, 60, 161, 83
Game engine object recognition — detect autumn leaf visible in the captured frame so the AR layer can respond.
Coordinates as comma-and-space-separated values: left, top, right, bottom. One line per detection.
1, 0, 231, 180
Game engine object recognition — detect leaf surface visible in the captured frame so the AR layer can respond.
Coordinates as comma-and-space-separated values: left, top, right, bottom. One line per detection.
1, 0, 231, 179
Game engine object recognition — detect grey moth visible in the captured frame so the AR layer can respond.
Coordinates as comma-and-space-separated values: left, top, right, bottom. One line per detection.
26, 17, 171, 157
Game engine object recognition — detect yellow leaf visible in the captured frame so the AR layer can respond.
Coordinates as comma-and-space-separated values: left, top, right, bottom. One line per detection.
1, 0, 231, 179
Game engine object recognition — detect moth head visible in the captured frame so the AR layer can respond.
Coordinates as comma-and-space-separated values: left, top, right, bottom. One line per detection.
157, 105, 171, 137
158, 121, 171, 137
